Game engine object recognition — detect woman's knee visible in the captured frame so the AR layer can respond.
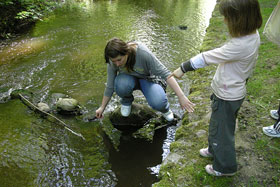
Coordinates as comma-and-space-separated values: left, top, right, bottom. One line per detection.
114, 74, 136, 96
148, 94, 169, 112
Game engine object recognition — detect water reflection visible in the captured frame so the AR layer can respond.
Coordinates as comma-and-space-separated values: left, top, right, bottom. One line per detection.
0, 0, 216, 186
0, 37, 46, 65
108, 128, 168, 186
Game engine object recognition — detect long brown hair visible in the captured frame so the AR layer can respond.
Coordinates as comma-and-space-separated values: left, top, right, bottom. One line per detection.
219, 0, 262, 37
104, 38, 136, 72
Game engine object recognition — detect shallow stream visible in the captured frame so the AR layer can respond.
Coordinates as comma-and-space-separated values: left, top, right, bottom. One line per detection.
0, 0, 216, 186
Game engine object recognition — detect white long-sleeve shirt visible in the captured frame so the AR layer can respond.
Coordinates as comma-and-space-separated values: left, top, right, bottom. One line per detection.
190, 31, 260, 101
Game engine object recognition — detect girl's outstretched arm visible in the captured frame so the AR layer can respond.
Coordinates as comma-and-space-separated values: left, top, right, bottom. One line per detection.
168, 54, 207, 79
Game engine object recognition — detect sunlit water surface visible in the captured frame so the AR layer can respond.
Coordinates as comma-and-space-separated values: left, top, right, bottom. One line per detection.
0, 0, 216, 186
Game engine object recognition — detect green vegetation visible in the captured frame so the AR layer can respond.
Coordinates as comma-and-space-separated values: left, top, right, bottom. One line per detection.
0, 0, 58, 39
154, 0, 280, 186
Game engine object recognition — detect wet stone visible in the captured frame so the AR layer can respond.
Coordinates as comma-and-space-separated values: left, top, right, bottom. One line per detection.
55, 97, 82, 115
37, 102, 51, 112
109, 103, 157, 128
162, 153, 183, 165
108, 103, 179, 143
195, 129, 206, 138
132, 123, 155, 142
178, 25, 188, 30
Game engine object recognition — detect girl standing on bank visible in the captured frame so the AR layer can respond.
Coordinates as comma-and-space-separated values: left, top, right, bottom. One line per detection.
169, 0, 262, 176
95, 38, 195, 121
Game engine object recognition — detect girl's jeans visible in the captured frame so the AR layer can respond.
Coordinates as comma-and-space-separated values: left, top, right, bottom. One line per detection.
208, 94, 244, 174
114, 73, 169, 113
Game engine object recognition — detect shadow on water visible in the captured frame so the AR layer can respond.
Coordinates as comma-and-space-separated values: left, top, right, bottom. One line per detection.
105, 127, 168, 187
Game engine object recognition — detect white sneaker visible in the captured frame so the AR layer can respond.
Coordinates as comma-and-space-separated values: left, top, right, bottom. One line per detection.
199, 147, 213, 158
270, 110, 279, 120
162, 109, 174, 121
121, 105, 131, 117
263, 124, 280, 138
205, 164, 235, 177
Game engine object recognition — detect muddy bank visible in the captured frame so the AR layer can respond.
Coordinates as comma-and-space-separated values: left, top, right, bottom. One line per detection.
153, 1, 280, 186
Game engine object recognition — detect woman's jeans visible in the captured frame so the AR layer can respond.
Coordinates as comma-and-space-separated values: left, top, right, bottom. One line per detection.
114, 73, 169, 113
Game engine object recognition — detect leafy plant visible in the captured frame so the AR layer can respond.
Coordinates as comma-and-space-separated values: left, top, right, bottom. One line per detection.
0, 0, 58, 39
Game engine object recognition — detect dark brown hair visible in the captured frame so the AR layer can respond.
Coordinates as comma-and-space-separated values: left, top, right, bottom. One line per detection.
104, 38, 136, 72
219, 0, 262, 37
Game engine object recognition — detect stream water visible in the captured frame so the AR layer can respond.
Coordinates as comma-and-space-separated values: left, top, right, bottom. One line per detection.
0, 0, 216, 186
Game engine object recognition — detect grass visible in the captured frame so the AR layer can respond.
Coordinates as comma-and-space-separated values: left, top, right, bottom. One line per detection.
154, 0, 280, 186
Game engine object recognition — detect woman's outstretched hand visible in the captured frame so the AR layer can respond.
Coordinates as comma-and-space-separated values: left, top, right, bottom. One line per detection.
178, 95, 195, 112
95, 96, 110, 119
95, 107, 105, 119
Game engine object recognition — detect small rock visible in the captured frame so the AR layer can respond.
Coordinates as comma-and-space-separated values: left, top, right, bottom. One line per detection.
191, 159, 197, 163
162, 153, 183, 165
37, 102, 50, 112
196, 129, 206, 137
81, 113, 97, 122
178, 25, 188, 30
132, 123, 155, 142
56, 98, 78, 111
185, 141, 193, 147
250, 134, 258, 140
55, 97, 82, 115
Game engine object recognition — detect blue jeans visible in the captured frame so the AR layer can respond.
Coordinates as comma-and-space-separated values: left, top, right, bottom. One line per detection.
114, 73, 169, 113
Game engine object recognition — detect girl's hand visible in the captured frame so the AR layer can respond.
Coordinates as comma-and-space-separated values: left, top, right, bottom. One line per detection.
95, 107, 105, 118
168, 67, 184, 79
178, 95, 195, 112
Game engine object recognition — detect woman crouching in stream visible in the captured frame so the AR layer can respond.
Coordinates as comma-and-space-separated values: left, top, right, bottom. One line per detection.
95, 37, 195, 120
